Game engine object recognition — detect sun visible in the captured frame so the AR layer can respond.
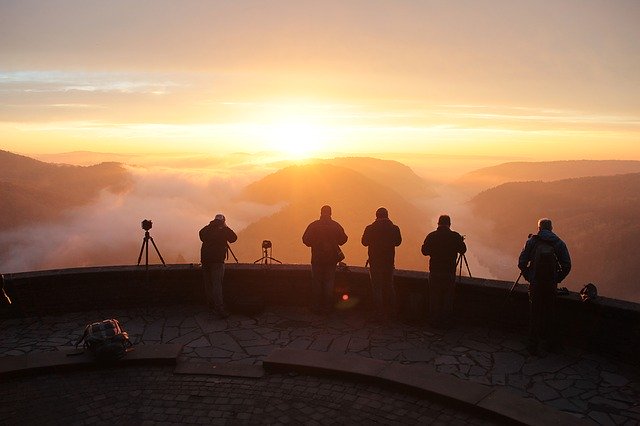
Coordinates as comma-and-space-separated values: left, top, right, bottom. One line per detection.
263, 121, 326, 159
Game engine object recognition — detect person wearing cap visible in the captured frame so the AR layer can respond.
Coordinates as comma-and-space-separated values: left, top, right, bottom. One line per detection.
302, 205, 348, 314
421, 215, 466, 328
199, 214, 237, 318
362, 207, 402, 320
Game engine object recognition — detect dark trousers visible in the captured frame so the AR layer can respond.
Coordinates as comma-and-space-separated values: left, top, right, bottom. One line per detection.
202, 263, 226, 312
529, 281, 558, 344
428, 272, 455, 325
311, 263, 337, 311
369, 265, 396, 316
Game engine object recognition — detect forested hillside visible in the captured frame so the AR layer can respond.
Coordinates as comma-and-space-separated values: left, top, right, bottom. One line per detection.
457, 160, 640, 194
471, 173, 640, 302
237, 160, 432, 270
0, 150, 132, 230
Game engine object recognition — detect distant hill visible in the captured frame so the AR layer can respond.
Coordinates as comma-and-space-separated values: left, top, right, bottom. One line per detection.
0, 150, 132, 230
470, 173, 640, 302
456, 160, 640, 194
317, 157, 437, 199
235, 160, 433, 270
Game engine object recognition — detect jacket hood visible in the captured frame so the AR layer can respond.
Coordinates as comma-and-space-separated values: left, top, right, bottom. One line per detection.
537, 229, 560, 243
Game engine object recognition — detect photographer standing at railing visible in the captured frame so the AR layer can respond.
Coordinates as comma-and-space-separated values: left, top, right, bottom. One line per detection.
421, 215, 466, 329
518, 218, 571, 355
303, 205, 348, 315
200, 214, 237, 318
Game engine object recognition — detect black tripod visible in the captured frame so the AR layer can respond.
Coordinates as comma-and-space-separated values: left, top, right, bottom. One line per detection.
456, 253, 472, 281
137, 230, 166, 269
226, 243, 239, 263
254, 240, 282, 265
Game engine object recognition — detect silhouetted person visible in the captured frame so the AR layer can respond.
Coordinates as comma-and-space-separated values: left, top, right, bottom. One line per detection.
421, 215, 466, 328
362, 207, 402, 320
302, 205, 348, 314
518, 218, 571, 354
200, 214, 237, 318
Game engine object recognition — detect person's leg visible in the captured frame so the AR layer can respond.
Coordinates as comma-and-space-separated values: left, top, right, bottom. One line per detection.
428, 273, 445, 326
311, 263, 323, 312
322, 265, 336, 311
211, 263, 228, 317
202, 264, 214, 309
528, 283, 543, 353
380, 266, 396, 318
441, 273, 456, 324
541, 283, 560, 350
369, 266, 384, 314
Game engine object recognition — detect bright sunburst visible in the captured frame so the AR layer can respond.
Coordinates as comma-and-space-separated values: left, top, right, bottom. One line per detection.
263, 121, 326, 159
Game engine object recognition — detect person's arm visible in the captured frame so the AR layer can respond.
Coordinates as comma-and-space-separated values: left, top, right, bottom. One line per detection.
361, 226, 370, 247
421, 234, 431, 256
199, 225, 208, 242
518, 238, 534, 281
226, 227, 238, 243
394, 225, 402, 247
336, 223, 348, 246
302, 223, 314, 247
556, 241, 572, 282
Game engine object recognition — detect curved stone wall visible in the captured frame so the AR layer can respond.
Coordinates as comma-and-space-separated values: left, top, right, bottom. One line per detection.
1, 264, 639, 364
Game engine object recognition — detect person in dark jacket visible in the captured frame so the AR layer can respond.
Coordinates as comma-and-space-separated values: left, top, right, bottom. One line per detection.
362, 207, 402, 319
302, 205, 348, 313
518, 218, 571, 354
421, 215, 466, 328
199, 214, 237, 318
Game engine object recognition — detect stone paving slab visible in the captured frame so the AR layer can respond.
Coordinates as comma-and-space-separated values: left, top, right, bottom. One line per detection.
1, 304, 639, 424
174, 361, 265, 378
0, 343, 182, 378
478, 388, 589, 426
265, 348, 590, 426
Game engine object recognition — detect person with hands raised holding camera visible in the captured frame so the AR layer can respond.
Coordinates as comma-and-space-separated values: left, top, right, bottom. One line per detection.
200, 214, 237, 318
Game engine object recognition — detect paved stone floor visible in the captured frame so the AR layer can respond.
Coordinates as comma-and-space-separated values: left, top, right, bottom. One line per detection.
1, 304, 640, 425
0, 366, 499, 425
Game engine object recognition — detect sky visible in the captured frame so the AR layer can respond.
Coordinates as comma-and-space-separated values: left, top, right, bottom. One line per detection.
1, 0, 639, 161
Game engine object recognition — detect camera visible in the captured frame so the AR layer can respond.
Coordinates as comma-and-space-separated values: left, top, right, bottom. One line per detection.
141, 219, 153, 231
262, 240, 272, 249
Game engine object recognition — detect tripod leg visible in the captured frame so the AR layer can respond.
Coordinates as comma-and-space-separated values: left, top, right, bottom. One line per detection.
463, 255, 472, 278
137, 237, 146, 265
149, 237, 166, 266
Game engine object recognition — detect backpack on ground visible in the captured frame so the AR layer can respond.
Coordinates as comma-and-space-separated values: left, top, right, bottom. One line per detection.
76, 319, 133, 362
532, 239, 558, 283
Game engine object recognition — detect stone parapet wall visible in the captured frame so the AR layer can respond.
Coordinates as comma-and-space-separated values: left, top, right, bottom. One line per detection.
1, 264, 639, 364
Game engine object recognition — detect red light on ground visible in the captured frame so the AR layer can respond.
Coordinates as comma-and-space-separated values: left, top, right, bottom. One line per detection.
342, 294, 349, 301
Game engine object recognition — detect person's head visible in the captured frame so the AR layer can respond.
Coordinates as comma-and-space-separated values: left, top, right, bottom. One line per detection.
213, 213, 226, 226
437, 214, 451, 227
320, 205, 332, 218
375, 207, 388, 219
538, 218, 553, 231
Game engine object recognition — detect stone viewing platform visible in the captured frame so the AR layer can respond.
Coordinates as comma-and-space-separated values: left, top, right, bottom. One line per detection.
1, 264, 639, 425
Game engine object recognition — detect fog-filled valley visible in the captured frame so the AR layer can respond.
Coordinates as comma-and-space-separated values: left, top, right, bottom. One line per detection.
1, 149, 639, 303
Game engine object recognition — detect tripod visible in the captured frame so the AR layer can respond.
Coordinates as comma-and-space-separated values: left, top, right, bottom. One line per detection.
254, 240, 282, 265
137, 230, 166, 269
456, 253, 472, 281
226, 243, 239, 263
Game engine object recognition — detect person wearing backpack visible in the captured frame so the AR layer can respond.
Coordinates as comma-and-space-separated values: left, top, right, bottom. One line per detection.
518, 218, 571, 354
200, 214, 237, 318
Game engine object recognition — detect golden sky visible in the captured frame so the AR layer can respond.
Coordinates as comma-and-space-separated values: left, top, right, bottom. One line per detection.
1, 0, 639, 160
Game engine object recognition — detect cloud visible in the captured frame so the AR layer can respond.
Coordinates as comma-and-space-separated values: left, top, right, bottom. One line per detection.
0, 165, 279, 273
